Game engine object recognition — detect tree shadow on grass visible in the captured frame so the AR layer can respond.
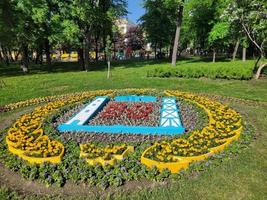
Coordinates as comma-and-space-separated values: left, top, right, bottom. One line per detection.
0, 57, 231, 78
0, 59, 169, 78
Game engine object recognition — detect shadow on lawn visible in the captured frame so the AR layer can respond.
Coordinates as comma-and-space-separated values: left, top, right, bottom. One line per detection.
0, 57, 231, 78
0, 59, 168, 78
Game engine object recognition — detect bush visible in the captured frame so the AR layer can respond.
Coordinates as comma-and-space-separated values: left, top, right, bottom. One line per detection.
147, 61, 255, 80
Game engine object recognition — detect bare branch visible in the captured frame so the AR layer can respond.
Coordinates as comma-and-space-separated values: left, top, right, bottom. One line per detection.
241, 21, 263, 54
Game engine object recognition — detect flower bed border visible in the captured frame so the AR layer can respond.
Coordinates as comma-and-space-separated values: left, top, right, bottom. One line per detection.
7, 140, 65, 164
141, 127, 242, 173
5, 90, 114, 164
141, 90, 243, 173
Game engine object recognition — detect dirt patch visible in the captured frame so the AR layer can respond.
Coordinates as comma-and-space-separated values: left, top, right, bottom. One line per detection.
0, 108, 34, 130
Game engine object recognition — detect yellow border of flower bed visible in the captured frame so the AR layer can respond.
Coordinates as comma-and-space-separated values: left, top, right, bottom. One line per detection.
5, 90, 114, 165
141, 127, 242, 173
7, 142, 65, 164
80, 146, 134, 166
141, 91, 243, 173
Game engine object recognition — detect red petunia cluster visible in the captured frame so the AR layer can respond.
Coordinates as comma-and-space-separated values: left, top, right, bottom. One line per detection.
99, 102, 127, 118
99, 102, 154, 120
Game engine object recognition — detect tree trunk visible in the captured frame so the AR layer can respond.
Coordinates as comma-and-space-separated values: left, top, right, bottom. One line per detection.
159, 43, 162, 59
255, 63, 267, 79
78, 48, 85, 70
232, 39, 240, 61
84, 33, 91, 71
35, 45, 43, 64
213, 49, 216, 63
242, 47, 246, 62
14, 50, 21, 62
113, 42, 116, 60
21, 45, 29, 73
102, 35, 107, 62
154, 43, 157, 59
0, 46, 4, 63
172, 25, 181, 66
44, 39, 51, 70
8, 48, 14, 62
107, 60, 111, 79
171, 3, 184, 66
0, 49, 3, 62
95, 37, 99, 62
2, 47, 10, 66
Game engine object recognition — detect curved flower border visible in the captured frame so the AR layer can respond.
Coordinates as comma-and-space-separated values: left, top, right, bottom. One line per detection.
141, 90, 242, 173
5, 90, 113, 164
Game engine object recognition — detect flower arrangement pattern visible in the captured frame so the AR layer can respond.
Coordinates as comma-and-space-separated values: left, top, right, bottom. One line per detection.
4, 89, 243, 173
5, 90, 113, 164
141, 90, 243, 173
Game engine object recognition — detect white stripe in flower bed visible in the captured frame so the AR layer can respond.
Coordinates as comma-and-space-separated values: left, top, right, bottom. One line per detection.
160, 98, 183, 128
66, 96, 109, 126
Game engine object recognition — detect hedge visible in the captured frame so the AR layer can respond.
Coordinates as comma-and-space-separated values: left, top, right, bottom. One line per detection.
147, 62, 255, 80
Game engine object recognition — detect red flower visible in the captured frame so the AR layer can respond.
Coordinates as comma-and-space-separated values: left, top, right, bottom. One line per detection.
99, 102, 155, 120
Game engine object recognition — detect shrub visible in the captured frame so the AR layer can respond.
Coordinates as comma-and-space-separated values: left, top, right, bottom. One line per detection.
147, 61, 254, 80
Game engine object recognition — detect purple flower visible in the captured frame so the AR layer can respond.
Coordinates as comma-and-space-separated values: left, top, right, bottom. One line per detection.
121, 166, 126, 171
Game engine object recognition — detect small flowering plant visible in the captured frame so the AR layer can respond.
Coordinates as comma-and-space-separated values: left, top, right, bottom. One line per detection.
80, 143, 134, 165
80, 143, 128, 160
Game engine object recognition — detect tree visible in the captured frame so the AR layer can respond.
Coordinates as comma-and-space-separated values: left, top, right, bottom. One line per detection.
226, 0, 267, 79
0, 0, 17, 65
124, 26, 144, 52
184, 0, 219, 51
208, 22, 230, 62
65, 0, 127, 71
140, 0, 176, 58
10, 0, 43, 72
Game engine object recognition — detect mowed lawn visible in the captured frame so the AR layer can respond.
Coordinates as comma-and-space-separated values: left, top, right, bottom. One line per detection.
0, 59, 266, 200
0, 59, 267, 105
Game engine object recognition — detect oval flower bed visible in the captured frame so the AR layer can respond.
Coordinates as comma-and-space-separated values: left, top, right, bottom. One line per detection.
141, 90, 242, 173
0, 89, 249, 188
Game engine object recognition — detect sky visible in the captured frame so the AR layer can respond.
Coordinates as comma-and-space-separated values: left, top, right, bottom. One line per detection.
127, 0, 145, 24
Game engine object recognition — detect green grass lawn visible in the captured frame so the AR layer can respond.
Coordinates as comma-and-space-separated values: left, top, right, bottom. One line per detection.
0, 59, 266, 106
0, 58, 266, 200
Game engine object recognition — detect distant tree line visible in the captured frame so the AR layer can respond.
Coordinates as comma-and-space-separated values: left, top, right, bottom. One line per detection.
140, 0, 266, 78
0, 0, 266, 77
0, 0, 128, 71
